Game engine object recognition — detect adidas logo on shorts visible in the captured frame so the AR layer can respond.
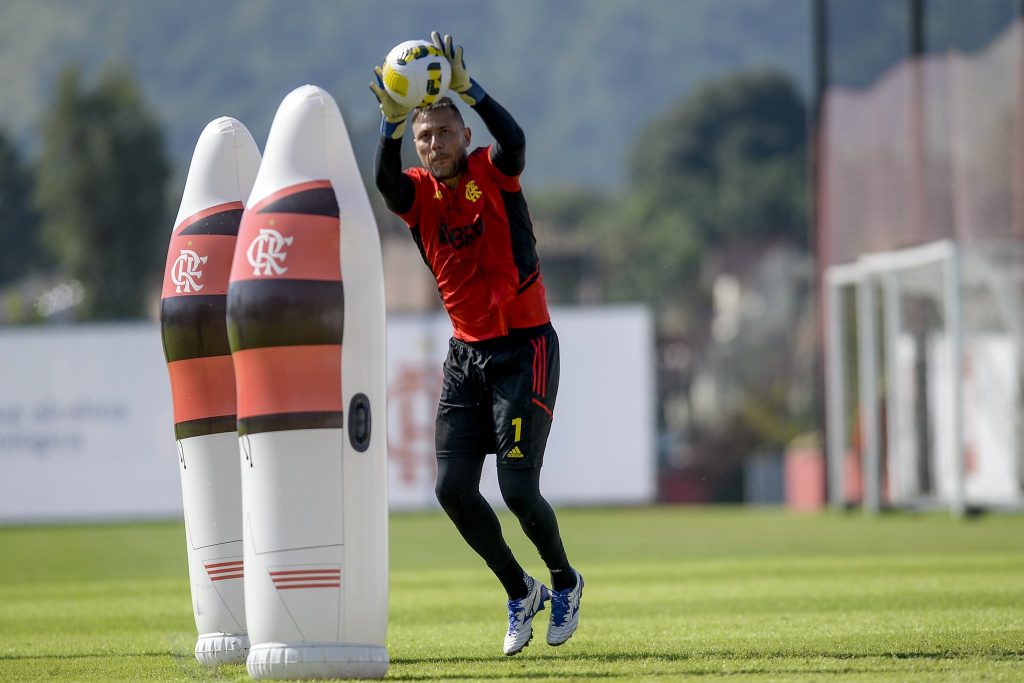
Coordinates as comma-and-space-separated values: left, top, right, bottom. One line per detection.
506, 445, 525, 459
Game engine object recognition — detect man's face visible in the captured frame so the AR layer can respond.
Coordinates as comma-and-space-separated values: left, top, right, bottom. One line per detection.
412, 108, 471, 183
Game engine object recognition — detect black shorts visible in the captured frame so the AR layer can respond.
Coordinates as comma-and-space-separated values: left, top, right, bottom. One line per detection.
435, 323, 559, 469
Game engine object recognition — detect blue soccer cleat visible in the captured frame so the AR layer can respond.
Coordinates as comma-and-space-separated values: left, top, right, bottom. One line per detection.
547, 570, 584, 646
503, 575, 549, 656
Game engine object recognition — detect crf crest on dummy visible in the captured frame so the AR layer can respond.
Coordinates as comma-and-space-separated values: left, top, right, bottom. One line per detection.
161, 116, 261, 666
227, 85, 389, 680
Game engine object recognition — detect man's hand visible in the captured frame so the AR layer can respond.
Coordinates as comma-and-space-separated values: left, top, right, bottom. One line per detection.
431, 31, 487, 106
369, 65, 413, 140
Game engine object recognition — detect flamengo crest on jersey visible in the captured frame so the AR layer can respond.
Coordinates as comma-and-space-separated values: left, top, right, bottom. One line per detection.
171, 249, 208, 293
247, 227, 293, 276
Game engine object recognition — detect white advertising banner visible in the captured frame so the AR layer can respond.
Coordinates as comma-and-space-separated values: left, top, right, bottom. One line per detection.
386, 306, 657, 511
0, 306, 655, 523
0, 324, 182, 522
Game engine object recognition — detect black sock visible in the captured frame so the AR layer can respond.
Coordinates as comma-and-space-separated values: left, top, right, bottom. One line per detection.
550, 566, 577, 592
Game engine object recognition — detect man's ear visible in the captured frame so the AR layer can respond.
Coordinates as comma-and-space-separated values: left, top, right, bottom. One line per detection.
463, 126, 472, 147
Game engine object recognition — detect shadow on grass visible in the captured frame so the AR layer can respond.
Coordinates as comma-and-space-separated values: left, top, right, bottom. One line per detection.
0, 651, 179, 661
4, 648, 1021, 680
388, 649, 1024, 680
396, 648, 1024, 665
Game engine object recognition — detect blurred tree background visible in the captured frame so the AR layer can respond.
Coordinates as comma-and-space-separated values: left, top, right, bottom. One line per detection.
0, 0, 812, 191
536, 70, 813, 497
34, 66, 169, 320
0, 132, 45, 290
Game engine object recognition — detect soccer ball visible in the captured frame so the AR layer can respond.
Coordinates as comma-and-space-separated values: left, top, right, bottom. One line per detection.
381, 39, 452, 109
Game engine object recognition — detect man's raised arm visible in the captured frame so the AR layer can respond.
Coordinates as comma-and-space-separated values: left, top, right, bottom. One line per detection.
431, 31, 525, 177
369, 65, 416, 214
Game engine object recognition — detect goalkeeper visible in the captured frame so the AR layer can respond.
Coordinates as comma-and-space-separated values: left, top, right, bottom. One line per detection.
371, 32, 584, 656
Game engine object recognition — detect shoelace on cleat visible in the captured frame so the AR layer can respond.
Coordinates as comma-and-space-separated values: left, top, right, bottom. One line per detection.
507, 599, 526, 633
550, 589, 571, 626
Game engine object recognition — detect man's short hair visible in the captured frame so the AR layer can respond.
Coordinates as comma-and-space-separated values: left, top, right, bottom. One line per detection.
410, 96, 465, 128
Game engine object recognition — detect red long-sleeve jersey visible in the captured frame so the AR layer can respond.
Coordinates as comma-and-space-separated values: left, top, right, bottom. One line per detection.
384, 143, 549, 343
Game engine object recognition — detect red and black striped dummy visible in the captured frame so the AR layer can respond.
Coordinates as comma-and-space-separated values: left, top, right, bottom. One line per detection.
159, 116, 260, 666
162, 202, 242, 437
226, 179, 343, 435
227, 178, 348, 667
230, 85, 388, 680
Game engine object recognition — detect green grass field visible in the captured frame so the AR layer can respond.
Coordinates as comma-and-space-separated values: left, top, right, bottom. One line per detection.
0, 506, 1022, 681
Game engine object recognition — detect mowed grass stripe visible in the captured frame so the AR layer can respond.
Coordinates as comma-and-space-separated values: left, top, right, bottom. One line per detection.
0, 507, 1022, 681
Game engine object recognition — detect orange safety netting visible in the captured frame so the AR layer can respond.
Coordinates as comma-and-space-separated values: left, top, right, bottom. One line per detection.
818, 21, 1024, 267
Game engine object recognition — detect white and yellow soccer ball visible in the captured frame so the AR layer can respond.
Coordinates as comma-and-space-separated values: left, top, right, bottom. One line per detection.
381, 39, 452, 109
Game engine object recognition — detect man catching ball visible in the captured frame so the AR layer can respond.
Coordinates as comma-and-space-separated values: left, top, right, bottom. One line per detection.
371, 31, 584, 656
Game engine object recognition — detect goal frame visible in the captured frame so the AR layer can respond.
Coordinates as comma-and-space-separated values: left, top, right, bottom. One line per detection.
823, 240, 966, 516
